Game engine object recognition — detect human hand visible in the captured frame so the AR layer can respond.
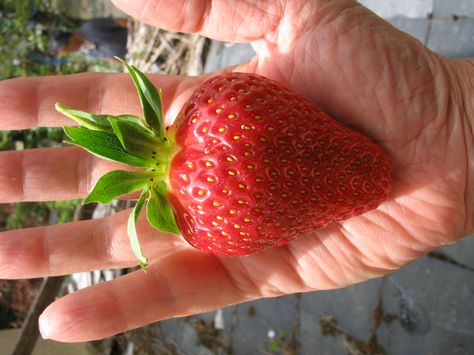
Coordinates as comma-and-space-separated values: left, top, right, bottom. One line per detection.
0, 0, 473, 342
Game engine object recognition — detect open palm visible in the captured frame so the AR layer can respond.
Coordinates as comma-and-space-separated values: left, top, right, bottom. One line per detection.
0, 0, 472, 342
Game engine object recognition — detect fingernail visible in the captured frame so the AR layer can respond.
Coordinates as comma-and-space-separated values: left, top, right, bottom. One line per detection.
38, 313, 51, 339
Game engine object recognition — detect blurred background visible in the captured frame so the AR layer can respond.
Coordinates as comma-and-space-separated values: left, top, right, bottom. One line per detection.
0, 0, 473, 354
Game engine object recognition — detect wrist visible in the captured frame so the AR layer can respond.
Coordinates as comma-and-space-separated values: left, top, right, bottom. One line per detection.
453, 59, 474, 129
450, 58, 474, 235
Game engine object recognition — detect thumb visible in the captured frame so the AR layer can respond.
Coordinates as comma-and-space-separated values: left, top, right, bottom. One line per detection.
110, 0, 283, 43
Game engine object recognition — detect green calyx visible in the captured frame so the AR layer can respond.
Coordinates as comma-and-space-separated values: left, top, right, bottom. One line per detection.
56, 58, 180, 272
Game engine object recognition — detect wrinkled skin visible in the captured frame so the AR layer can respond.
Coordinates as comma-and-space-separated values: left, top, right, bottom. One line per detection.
0, 0, 473, 342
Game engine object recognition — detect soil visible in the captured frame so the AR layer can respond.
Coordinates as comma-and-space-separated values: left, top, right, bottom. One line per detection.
319, 313, 387, 355
0, 203, 47, 331
0, 279, 42, 329
101, 322, 178, 355
192, 318, 232, 354
0, 204, 13, 230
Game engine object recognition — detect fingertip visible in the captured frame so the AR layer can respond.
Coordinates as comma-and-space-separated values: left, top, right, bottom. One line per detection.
38, 312, 52, 340
37, 294, 107, 343
39, 301, 80, 342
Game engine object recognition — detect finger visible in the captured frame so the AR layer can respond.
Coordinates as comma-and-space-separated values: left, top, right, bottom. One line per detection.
0, 72, 205, 130
1, 73, 126, 130
39, 249, 257, 342
0, 210, 184, 278
111, 0, 284, 43
0, 147, 134, 203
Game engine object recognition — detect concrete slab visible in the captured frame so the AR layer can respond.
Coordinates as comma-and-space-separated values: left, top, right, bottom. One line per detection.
434, 0, 474, 18
0, 328, 98, 355
159, 295, 299, 354
299, 278, 382, 354
427, 18, 474, 57
230, 296, 299, 354
436, 235, 474, 270
359, 0, 433, 19
204, 41, 255, 73
387, 17, 430, 43
377, 256, 474, 355
159, 318, 217, 354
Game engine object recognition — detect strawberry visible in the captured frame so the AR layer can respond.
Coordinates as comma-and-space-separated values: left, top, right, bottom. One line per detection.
57, 59, 391, 269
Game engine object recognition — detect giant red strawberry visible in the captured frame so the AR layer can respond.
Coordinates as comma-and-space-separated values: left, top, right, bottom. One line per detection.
57, 59, 391, 269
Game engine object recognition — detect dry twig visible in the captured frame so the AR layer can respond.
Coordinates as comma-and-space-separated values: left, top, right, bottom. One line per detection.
126, 19, 207, 75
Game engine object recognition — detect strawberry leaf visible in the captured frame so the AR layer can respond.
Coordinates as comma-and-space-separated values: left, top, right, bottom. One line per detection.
116, 57, 163, 136
55, 103, 112, 132
64, 127, 156, 167
84, 170, 155, 204
128, 189, 149, 271
107, 115, 163, 161
147, 182, 180, 235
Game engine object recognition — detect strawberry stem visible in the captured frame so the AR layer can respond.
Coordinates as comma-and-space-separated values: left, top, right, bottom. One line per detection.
57, 58, 181, 271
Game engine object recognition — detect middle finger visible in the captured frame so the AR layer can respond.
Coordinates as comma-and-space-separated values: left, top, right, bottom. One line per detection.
0, 146, 131, 203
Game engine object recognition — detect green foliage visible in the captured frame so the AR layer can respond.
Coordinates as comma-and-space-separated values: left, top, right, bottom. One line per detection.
3, 200, 81, 230
57, 60, 179, 269
147, 182, 180, 235
266, 330, 293, 354
0, 127, 65, 151
0, 0, 117, 80
56, 103, 112, 131
84, 170, 154, 204
118, 58, 164, 136
64, 126, 157, 168
0, 0, 48, 79
128, 190, 149, 271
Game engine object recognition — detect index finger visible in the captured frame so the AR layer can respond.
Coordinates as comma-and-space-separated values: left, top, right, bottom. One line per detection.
0, 72, 202, 130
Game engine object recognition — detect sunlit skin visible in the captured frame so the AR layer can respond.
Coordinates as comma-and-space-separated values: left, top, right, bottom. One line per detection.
0, 0, 473, 342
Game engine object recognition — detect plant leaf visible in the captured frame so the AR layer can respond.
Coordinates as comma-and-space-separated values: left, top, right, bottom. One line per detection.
128, 189, 149, 271
107, 115, 162, 160
116, 57, 163, 136
147, 182, 180, 235
56, 103, 112, 132
84, 170, 155, 204
64, 126, 155, 167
